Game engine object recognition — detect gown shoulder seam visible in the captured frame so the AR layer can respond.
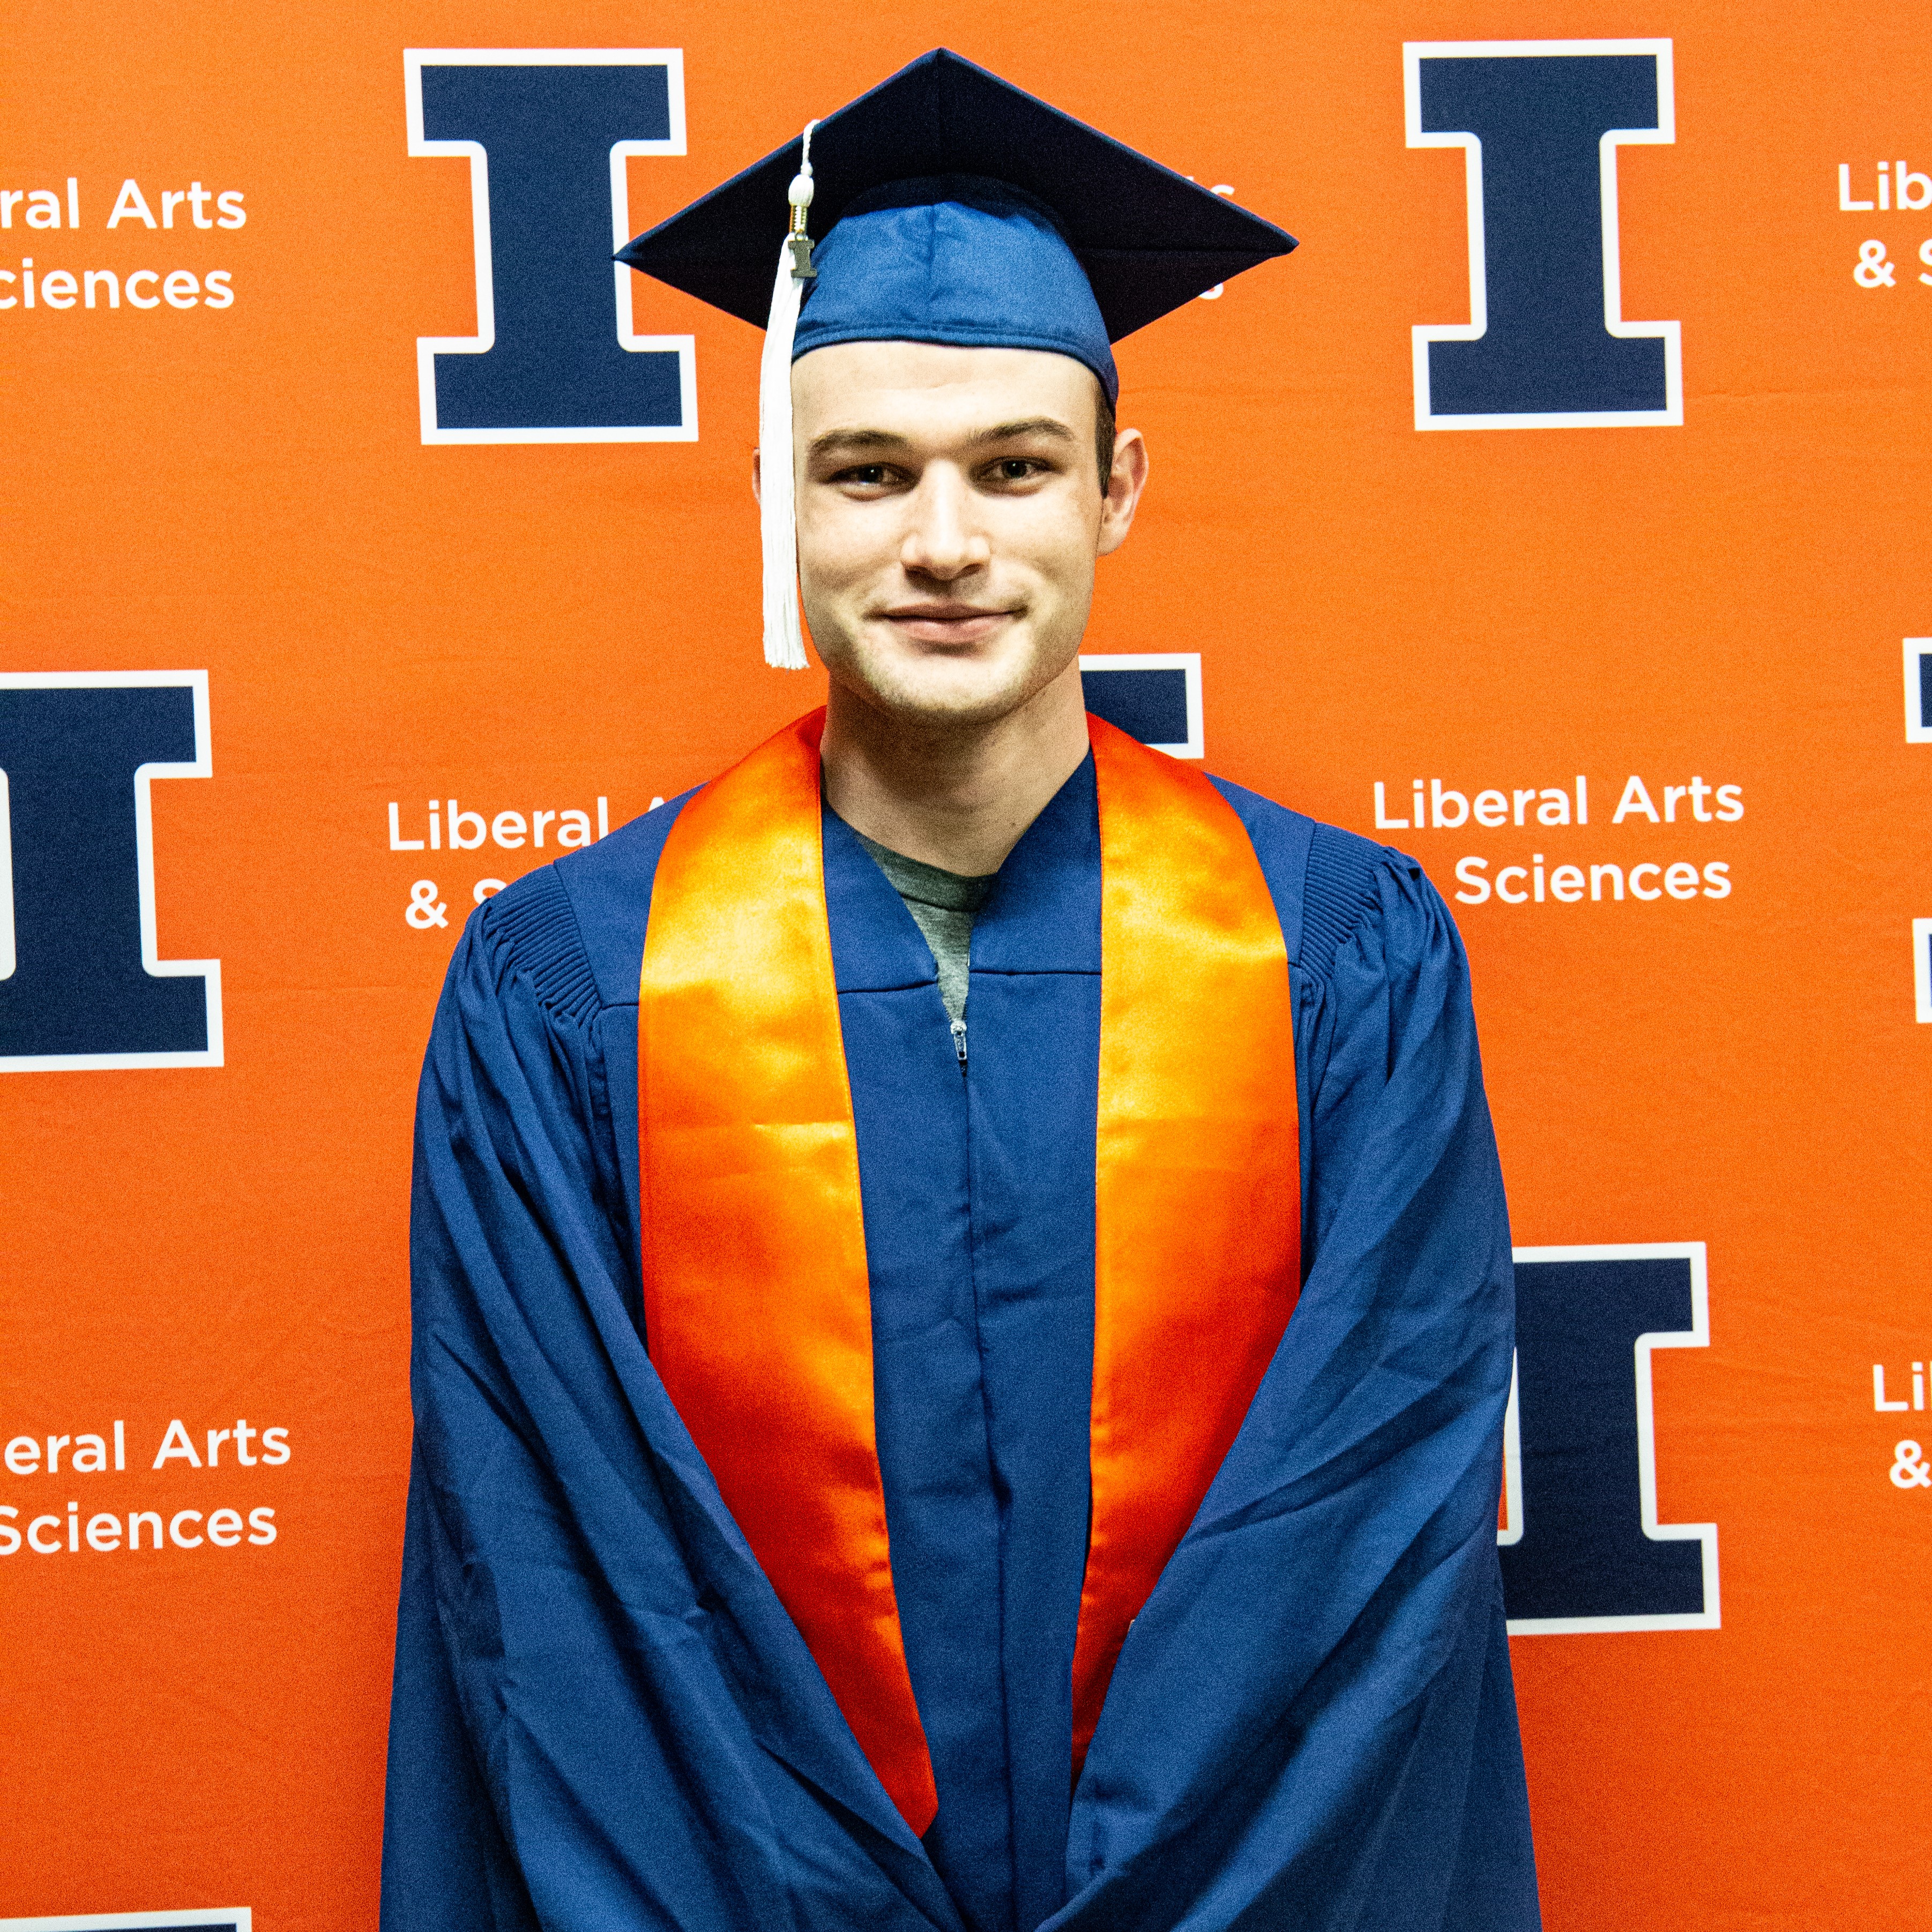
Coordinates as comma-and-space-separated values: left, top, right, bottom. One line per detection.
480, 863, 603, 1028
1300, 821, 1403, 981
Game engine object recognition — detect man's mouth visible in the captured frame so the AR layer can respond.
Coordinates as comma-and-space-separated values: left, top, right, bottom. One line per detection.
876, 602, 1019, 646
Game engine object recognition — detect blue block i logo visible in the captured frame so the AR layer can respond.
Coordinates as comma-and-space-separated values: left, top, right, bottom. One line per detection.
1405, 39, 1682, 430
405, 49, 696, 444
1500, 1243, 1718, 1632
0, 673, 221, 1071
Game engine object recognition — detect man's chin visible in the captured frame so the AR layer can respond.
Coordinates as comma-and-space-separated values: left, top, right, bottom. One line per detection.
829, 641, 1062, 732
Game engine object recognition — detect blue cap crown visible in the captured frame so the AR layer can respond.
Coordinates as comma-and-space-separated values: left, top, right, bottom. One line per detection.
793, 176, 1117, 400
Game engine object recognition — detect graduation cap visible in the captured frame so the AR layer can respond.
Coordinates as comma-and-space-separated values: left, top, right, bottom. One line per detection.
619, 49, 1296, 669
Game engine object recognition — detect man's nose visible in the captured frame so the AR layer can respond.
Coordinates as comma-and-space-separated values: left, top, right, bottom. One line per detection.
900, 467, 991, 580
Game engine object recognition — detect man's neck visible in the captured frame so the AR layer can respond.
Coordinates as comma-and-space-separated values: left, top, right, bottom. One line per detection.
819, 659, 1090, 876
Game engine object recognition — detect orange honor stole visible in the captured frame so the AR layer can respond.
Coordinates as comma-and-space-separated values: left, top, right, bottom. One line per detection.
638, 711, 1301, 1834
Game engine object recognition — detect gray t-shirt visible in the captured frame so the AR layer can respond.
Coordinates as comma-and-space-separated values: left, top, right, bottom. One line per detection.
848, 826, 997, 1025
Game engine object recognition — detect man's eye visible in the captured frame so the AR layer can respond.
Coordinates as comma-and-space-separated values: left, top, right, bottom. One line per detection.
991, 459, 1045, 482
838, 465, 893, 486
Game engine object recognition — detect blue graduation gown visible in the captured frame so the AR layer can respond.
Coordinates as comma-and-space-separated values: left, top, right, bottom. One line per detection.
382, 755, 1540, 1932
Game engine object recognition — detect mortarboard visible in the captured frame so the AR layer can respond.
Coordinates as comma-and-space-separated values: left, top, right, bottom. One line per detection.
619, 49, 1296, 669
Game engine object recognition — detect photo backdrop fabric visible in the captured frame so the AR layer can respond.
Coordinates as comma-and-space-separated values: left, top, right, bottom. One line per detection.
3, 4, 1928, 1927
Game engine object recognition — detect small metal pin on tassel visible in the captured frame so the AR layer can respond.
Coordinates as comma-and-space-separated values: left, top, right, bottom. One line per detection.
759, 120, 819, 670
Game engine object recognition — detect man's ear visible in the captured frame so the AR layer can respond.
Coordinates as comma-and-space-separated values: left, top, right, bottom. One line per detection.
1096, 429, 1149, 558
751, 447, 763, 506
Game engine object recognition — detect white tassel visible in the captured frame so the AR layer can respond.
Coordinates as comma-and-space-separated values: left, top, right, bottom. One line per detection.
759, 121, 819, 671
758, 243, 809, 669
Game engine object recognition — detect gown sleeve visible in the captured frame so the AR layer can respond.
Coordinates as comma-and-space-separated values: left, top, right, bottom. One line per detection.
379, 876, 961, 1932
1056, 847, 1538, 1932
381, 890, 635, 1930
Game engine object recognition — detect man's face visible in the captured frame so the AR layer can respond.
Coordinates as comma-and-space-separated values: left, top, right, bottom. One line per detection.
784, 340, 1138, 728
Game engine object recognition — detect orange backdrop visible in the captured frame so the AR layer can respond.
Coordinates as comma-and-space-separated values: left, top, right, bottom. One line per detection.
4, 3, 1929, 1927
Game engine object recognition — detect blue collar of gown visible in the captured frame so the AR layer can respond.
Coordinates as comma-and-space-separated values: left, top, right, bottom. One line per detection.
823, 751, 1101, 991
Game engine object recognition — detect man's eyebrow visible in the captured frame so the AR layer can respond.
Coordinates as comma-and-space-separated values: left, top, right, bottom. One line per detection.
807, 417, 1080, 460
976, 417, 1078, 445
808, 428, 912, 458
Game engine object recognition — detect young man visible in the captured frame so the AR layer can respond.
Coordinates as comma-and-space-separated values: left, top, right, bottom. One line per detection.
383, 51, 1539, 1932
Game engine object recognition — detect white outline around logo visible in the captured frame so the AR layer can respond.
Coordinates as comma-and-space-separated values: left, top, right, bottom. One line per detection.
404, 48, 697, 445
1077, 653, 1205, 759
0, 1909, 248, 1929
1404, 39, 1682, 432
0, 671, 222, 1073
1505, 1241, 1719, 1634
1903, 638, 1931, 742
1907, 641, 1931, 1018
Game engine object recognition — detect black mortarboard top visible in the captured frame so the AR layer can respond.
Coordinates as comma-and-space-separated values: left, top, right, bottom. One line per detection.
617, 50, 1296, 668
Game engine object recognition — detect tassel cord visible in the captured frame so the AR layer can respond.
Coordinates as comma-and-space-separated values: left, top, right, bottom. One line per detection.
759, 122, 819, 672
758, 242, 810, 670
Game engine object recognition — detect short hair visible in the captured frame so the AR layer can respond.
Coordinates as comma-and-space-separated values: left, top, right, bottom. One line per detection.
1094, 379, 1116, 493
